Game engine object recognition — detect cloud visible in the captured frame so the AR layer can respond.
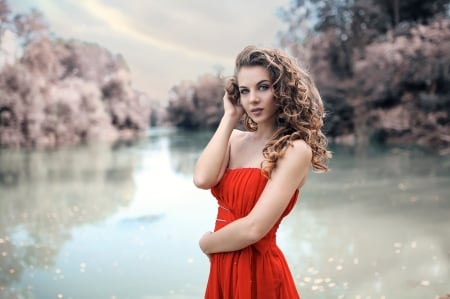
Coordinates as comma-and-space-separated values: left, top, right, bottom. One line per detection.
8, 0, 290, 100
78, 0, 233, 65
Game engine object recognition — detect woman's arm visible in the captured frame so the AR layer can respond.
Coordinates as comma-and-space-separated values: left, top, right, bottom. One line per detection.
193, 93, 243, 190
199, 139, 312, 253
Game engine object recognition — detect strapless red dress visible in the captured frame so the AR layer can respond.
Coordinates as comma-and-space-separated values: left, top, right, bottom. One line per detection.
204, 168, 300, 299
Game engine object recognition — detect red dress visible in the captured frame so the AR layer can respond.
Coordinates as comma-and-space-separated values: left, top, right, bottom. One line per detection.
205, 168, 300, 299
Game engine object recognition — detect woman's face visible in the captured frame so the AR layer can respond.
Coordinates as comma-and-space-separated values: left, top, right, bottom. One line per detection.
237, 66, 278, 127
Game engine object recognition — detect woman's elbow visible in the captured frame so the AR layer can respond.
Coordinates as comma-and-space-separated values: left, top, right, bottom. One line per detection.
245, 221, 267, 244
193, 175, 215, 189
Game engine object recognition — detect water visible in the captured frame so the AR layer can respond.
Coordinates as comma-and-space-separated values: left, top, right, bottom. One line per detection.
0, 128, 449, 299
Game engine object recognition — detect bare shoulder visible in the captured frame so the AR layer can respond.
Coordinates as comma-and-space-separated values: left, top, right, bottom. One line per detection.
271, 139, 312, 188
284, 139, 312, 164
230, 129, 250, 145
231, 128, 248, 138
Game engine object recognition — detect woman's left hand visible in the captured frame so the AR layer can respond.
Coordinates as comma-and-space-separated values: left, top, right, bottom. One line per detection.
199, 231, 213, 259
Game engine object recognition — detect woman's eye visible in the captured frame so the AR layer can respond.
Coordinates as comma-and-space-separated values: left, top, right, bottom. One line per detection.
258, 85, 269, 91
239, 89, 249, 95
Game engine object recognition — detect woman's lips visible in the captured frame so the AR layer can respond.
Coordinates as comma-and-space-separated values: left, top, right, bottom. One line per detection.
251, 108, 263, 116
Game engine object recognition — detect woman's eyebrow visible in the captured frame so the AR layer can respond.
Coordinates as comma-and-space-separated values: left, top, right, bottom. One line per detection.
257, 80, 271, 85
239, 80, 271, 89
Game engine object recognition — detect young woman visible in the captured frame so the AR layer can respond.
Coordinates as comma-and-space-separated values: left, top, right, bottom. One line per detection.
193, 45, 330, 298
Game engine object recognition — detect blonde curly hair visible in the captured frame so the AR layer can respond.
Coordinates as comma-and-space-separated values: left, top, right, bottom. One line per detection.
225, 45, 331, 175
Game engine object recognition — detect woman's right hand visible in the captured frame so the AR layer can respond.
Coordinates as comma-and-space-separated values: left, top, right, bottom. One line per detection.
223, 78, 244, 121
223, 91, 244, 120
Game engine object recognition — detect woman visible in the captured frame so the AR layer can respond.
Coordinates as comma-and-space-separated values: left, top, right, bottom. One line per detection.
193, 45, 330, 298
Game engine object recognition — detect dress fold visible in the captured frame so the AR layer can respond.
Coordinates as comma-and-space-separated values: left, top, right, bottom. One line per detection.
205, 168, 300, 299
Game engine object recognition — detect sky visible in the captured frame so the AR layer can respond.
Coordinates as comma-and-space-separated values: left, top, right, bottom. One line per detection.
8, 0, 291, 102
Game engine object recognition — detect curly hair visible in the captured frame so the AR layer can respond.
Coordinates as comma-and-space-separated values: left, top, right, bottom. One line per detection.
225, 45, 331, 175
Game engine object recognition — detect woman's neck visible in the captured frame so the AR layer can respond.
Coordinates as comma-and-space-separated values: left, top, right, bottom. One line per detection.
253, 122, 276, 142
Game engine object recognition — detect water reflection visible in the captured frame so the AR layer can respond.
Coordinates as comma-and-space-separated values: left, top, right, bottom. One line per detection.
0, 129, 449, 299
0, 142, 137, 299
280, 145, 450, 298
166, 129, 211, 176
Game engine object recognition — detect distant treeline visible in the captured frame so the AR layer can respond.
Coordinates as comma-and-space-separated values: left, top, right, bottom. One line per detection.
1, 0, 449, 154
0, 0, 151, 148
163, 0, 450, 154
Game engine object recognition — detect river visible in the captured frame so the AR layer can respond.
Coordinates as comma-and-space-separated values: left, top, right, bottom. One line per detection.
0, 128, 449, 299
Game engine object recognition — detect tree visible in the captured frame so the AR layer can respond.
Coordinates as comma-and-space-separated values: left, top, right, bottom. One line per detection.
166, 74, 224, 130
0, 1, 152, 148
378, 0, 450, 26
0, 0, 10, 30
278, 0, 450, 153
279, 0, 450, 77
13, 8, 48, 46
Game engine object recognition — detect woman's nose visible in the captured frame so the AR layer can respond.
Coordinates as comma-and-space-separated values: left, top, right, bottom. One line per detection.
249, 90, 259, 103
